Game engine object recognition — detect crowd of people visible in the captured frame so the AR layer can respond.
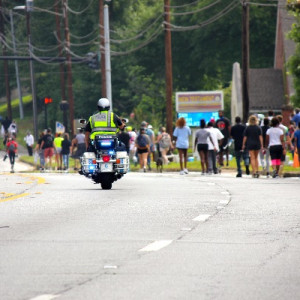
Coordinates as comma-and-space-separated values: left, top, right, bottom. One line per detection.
1, 106, 300, 177
0, 115, 85, 172
34, 128, 85, 172
191, 109, 300, 178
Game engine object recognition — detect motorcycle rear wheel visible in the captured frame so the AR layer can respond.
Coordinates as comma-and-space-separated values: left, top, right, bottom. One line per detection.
101, 180, 112, 190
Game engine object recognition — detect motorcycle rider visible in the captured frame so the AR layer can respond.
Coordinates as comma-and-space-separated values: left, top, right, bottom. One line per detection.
84, 98, 125, 150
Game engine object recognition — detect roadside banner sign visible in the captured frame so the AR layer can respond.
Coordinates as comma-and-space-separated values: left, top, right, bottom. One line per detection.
56, 121, 65, 134
176, 91, 223, 112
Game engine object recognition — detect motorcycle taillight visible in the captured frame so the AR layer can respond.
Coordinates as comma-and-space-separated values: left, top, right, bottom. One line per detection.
102, 155, 110, 163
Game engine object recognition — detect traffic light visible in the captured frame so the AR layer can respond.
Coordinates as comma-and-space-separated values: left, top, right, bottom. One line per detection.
44, 97, 53, 104
86, 52, 99, 69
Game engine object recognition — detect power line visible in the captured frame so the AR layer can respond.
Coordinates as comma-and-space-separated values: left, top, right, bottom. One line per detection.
165, 0, 221, 16
66, 0, 95, 15
108, 14, 164, 44
108, 13, 164, 41
69, 28, 98, 40
110, 25, 163, 56
166, 0, 239, 32
164, 0, 205, 9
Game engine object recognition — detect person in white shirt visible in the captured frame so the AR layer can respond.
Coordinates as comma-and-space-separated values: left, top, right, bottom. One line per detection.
277, 115, 294, 176
206, 121, 224, 174
266, 117, 284, 178
24, 131, 34, 156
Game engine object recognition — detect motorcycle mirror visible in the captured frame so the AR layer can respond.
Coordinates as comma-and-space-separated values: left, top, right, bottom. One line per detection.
79, 119, 87, 124
122, 118, 128, 123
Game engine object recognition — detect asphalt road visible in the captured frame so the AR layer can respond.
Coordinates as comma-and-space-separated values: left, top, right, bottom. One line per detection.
0, 170, 299, 300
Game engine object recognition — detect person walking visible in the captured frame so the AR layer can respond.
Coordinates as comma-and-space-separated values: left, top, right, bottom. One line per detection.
194, 119, 215, 175
6, 135, 18, 173
135, 127, 150, 172
292, 108, 300, 128
242, 115, 263, 178
206, 121, 224, 174
117, 127, 130, 154
40, 128, 55, 170
173, 117, 191, 175
294, 124, 300, 167
156, 127, 172, 165
231, 116, 250, 177
24, 131, 34, 156
216, 110, 231, 167
61, 133, 72, 171
35, 131, 45, 171
260, 117, 271, 177
72, 129, 86, 170
140, 121, 155, 170
277, 115, 294, 176
54, 133, 64, 170
8, 120, 17, 136
266, 117, 284, 178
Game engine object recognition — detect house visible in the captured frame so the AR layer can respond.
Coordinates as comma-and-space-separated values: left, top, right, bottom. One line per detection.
231, 0, 295, 125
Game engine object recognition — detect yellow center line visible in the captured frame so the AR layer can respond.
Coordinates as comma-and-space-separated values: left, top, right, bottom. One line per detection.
19, 174, 46, 184
0, 193, 30, 203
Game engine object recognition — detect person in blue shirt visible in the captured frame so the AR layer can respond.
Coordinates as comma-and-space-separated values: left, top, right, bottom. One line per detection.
173, 117, 191, 175
294, 125, 300, 165
292, 108, 300, 128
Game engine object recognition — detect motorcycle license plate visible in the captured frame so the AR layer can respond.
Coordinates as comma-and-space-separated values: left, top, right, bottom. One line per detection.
100, 162, 113, 172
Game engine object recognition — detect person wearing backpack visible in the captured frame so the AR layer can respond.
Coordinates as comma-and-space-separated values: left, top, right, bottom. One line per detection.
135, 127, 150, 172
156, 127, 172, 164
6, 135, 18, 173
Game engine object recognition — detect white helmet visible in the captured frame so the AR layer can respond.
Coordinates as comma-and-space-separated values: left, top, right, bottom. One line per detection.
97, 98, 110, 111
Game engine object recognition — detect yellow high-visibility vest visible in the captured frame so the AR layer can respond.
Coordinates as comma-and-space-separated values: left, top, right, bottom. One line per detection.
89, 111, 117, 139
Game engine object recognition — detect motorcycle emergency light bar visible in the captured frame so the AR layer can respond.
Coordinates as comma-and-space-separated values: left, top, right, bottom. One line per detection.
101, 141, 112, 146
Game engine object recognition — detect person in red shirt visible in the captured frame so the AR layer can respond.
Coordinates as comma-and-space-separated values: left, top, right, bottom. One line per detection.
6, 135, 18, 173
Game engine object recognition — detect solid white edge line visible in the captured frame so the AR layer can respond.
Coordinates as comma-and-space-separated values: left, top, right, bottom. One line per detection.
29, 295, 60, 300
139, 240, 173, 252
193, 214, 211, 222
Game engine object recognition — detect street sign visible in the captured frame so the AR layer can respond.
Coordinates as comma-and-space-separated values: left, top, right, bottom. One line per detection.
56, 121, 65, 134
176, 91, 223, 113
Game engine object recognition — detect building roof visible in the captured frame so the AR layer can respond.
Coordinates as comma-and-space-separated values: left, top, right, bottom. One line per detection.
249, 68, 286, 112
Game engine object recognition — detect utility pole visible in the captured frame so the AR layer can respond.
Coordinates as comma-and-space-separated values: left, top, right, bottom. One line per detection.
99, 0, 107, 97
26, 1, 38, 140
62, 0, 75, 136
104, 4, 112, 107
55, 0, 66, 102
0, 0, 12, 120
164, 0, 173, 135
242, 0, 250, 123
10, 10, 24, 120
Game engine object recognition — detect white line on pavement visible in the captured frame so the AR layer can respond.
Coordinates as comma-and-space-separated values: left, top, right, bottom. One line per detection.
193, 214, 211, 222
221, 191, 230, 195
181, 227, 192, 231
104, 265, 118, 269
139, 240, 173, 252
219, 199, 230, 205
29, 295, 60, 300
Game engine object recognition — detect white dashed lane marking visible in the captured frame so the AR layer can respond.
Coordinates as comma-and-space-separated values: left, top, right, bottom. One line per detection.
139, 240, 173, 252
29, 295, 60, 300
193, 214, 211, 222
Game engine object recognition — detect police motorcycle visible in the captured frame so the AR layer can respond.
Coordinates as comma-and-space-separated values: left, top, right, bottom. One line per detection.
78, 119, 129, 190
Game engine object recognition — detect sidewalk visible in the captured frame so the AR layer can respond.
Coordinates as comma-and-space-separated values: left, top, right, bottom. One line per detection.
0, 150, 34, 173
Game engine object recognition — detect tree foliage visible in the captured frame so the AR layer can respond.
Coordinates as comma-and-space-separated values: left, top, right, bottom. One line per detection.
287, 5, 300, 107
0, 0, 277, 130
